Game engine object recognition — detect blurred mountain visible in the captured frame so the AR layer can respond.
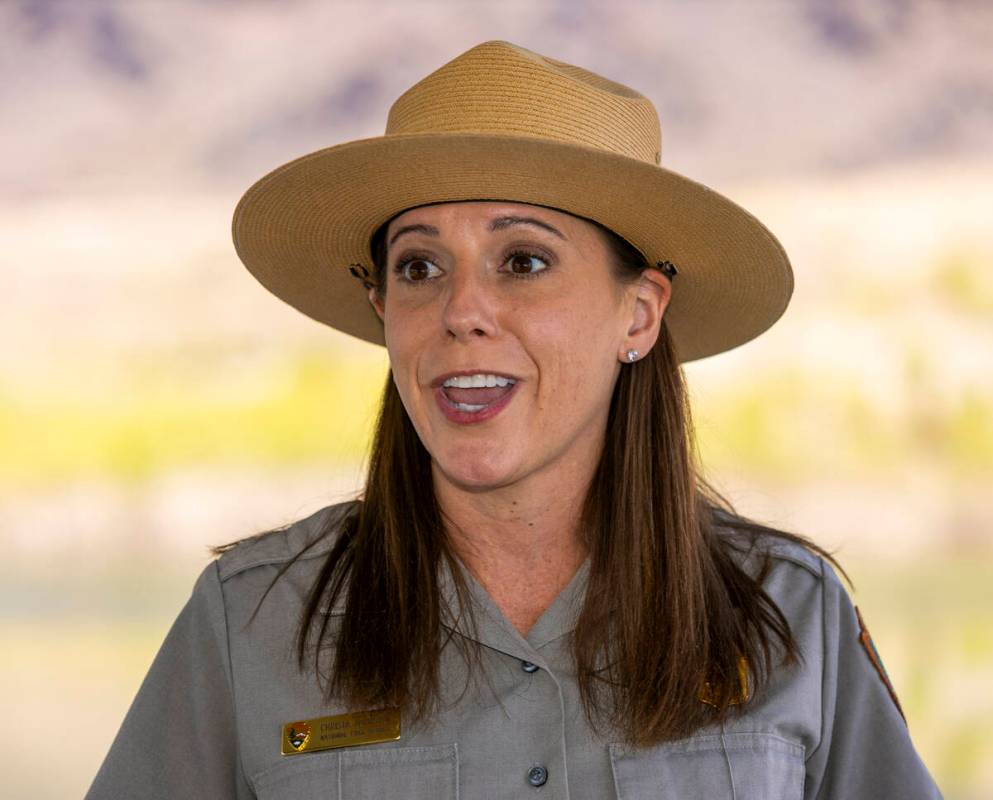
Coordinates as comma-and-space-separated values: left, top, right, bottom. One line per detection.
2, 0, 991, 200
1, 0, 990, 494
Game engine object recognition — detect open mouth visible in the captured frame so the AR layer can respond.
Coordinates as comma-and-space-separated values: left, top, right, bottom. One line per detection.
434, 374, 520, 423
441, 375, 516, 414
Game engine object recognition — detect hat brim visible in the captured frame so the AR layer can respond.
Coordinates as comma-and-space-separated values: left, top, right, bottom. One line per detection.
231, 132, 792, 363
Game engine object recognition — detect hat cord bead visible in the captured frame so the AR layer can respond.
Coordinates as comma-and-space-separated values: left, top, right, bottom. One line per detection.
348, 263, 376, 291
656, 260, 678, 278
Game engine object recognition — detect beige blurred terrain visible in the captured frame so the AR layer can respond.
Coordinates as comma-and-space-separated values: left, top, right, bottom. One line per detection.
1, 1, 991, 798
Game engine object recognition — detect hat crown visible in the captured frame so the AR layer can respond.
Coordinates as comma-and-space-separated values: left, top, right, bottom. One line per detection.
386, 41, 663, 165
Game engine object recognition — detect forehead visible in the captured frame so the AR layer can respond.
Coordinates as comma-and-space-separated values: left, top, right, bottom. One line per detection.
386, 200, 582, 236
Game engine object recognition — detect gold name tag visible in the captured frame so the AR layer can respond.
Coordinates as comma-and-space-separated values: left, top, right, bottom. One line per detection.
281, 708, 401, 756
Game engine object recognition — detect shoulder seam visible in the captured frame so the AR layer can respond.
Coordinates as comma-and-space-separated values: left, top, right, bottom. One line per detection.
715, 517, 826, 581
764, 546, 825, 580
217, 538, 336, 583
731, 534, 826, 581
215, 500, 357, 583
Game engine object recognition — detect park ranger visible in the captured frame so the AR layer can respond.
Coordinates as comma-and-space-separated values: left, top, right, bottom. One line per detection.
86, 40, 942, 799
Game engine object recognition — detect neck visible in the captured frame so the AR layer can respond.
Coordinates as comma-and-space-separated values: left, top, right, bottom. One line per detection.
432, 458, 593, 636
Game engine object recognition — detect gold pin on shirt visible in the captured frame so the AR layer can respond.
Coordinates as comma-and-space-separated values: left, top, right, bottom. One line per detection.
281, 708, 401, 755
698, 655, 750, 709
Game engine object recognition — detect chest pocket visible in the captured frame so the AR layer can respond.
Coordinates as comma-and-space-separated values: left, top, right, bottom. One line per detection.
609, 732, 804, 800
253, 742, 458, 800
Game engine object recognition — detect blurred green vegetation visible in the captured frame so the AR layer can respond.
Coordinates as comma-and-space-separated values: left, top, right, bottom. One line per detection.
3, 349, 991, 489
694, 364, 993, 482
932, 249, 993, 316
1, 350, 389, 488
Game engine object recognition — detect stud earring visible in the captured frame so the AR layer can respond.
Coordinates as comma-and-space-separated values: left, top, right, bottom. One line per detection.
626, 349, 639, 362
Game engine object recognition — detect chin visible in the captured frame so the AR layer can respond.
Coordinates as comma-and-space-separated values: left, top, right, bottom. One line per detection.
433, 449, 520, 491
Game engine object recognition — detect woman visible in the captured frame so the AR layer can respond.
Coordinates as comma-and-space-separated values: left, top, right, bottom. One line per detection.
86, 40, 942, 799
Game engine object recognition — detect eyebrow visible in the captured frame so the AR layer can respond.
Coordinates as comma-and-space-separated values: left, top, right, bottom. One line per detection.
387, 215, 567, 248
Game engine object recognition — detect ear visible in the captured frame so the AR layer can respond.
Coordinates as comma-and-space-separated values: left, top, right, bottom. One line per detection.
621, 269, 671, 359
368, 286, 385, 321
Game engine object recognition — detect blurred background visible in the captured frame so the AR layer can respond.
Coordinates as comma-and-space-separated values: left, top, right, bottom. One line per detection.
2, 0, 991, 796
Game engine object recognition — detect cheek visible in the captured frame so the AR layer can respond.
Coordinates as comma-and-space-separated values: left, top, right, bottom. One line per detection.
383, 291, 428, 351
522, 302, 620, 402
383, 313, 428, 404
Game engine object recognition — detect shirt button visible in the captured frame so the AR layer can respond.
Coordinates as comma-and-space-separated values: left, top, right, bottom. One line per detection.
521, 660, 539, 673
527, 765, 548, 787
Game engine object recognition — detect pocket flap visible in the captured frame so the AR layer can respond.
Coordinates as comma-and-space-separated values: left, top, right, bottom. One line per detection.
254, 742, 459, 800
610, 732, 804, 799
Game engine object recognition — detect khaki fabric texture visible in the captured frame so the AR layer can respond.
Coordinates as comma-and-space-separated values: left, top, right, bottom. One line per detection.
85, 501, 942, 799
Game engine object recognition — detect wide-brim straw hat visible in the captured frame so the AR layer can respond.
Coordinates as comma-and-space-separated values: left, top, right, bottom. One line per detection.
232, 40, 793, 364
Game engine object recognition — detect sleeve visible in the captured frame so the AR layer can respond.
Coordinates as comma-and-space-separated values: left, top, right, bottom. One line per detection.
804, 562, 943, 799
84, 560, 255, 800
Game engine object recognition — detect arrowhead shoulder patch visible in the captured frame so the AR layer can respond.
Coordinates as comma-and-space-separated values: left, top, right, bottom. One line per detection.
855, 605, 907, 725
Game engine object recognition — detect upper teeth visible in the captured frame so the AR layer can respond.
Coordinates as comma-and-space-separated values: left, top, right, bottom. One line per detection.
443, 373, 516, 388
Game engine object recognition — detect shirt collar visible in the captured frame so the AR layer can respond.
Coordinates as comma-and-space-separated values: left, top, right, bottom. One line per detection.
321, 551, 591, 662
439, 554, 591, 660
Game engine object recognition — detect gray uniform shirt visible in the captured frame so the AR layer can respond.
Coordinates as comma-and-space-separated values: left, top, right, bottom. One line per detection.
86, 500, 942, 799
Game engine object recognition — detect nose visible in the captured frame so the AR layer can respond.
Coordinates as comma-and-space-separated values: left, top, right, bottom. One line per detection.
441, 260, 498, 342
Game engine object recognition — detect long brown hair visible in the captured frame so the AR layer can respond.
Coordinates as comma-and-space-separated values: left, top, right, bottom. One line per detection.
211, 205, 846, 745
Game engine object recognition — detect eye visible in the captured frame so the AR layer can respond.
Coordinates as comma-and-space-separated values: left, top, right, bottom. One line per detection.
504, 249, 551, 278
393, 254, 442, 283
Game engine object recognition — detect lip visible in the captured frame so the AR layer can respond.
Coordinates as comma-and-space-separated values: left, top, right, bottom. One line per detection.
430, 369, 522, 389
434, 380, 521, 425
